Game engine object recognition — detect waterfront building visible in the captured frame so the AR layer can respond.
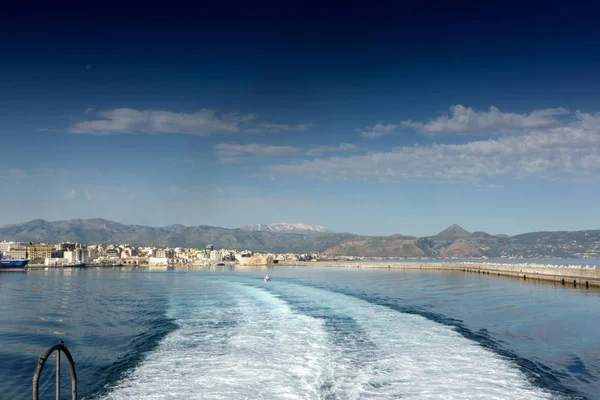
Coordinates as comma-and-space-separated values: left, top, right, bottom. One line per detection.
45, 258, 67, 266
27, 244, 54, 262
238, 253, 275, 266
0, 241, 29, 253
149, 257, 169, 265
209, 250, 222, 261
156, 248, 174, 258
6, 247, 27, 259
87, 247, 98, 260
64, 249, 88, 264
106, 249, 120, 258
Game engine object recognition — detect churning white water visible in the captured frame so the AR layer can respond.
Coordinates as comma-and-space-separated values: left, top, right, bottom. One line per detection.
98, 276, 556, 399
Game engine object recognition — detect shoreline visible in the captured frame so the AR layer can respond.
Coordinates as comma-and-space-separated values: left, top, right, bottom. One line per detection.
22, 260, 600, 289
278, 261, 600, 288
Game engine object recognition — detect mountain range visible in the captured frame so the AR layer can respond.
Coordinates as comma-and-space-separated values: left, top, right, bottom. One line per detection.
1, 219, 599, 258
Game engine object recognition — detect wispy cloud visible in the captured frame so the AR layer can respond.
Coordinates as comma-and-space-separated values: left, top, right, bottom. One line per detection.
306, 143, 358, 156
254, 123, 313, 132
359, 123, 398, 138
67, 188, 77, 200
69, 108, 311, 136
266, 110, 600, 182
0, 168, 27, 180
402, 105, 569, 136
215, 143, 300, 163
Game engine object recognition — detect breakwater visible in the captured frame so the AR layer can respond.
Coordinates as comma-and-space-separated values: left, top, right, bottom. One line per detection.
279, 260, 600, 288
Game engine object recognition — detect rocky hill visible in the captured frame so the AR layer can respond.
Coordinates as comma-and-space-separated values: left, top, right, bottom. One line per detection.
0, 219, 599, 258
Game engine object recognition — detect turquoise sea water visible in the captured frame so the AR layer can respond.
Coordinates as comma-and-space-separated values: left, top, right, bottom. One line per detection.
0, 267, 599, 399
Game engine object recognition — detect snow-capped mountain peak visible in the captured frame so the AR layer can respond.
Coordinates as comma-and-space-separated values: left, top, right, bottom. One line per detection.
240, 223, 331, 235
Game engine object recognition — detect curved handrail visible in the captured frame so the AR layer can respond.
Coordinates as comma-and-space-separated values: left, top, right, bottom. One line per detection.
32, 341, 77, 400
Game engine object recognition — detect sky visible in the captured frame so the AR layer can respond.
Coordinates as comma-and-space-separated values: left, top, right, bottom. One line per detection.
1, 0, 600, 236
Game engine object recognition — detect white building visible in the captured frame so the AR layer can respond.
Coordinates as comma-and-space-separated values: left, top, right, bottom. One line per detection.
149, 257, 169, 265
64, 249, 88, 264
209, 250, 222, 261
0, 241, 29, 253
45, 258, 67, 266
6, 247, 27, 259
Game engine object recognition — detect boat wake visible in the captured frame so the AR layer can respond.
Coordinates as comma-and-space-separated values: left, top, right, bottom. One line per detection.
96, 276, 564, 399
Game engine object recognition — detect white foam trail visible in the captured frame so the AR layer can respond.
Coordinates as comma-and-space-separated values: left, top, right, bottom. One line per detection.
97, 277, 559, 399
97, 279, 332, 399
266, 281, 557, 400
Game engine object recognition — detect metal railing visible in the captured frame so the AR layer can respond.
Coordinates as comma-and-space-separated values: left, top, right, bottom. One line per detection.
32, 341, 77, 400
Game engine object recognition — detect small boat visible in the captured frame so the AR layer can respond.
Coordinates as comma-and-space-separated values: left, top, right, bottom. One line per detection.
264, 275, 271, 282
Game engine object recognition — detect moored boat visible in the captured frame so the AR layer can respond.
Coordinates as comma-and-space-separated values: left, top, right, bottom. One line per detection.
0, 255, 29, 272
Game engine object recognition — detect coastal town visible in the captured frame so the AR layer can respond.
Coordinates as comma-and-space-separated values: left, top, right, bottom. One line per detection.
2, 236, 600, 270
0, 240, 329, 268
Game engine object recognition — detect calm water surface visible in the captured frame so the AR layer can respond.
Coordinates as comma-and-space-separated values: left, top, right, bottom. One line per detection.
0, 267, 598, 399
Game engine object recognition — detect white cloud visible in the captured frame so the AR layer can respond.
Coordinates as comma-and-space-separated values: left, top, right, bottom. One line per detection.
255, 123, 313, 132
402, 105, 569, 135
306, 143, 358, 156
359, 123, 398, 138
215, 143, 300, 163
69, 108, 311, 136
266, 113, 600, 182
67, 188, 77, 200
83, 189, 92, 201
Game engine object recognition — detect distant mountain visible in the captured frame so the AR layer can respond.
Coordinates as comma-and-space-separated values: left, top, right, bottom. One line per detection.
320, 234, 424, 258
0, 219, 599, 258
431, 224, 471, 241
240, 223, 331, 235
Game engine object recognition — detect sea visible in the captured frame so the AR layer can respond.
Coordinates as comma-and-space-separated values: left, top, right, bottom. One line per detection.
1, 265, 599, 399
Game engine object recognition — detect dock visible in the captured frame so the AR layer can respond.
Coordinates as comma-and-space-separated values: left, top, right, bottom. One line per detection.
278, 261, 600, 288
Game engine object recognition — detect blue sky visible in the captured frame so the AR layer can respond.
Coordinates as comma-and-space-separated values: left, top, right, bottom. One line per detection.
2, 1, 600, 236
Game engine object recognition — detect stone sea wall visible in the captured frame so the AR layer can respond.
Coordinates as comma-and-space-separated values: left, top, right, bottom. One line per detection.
278, 260, 600, 288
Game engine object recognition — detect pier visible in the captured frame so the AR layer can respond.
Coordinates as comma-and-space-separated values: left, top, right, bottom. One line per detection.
278, 261, 600, 288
